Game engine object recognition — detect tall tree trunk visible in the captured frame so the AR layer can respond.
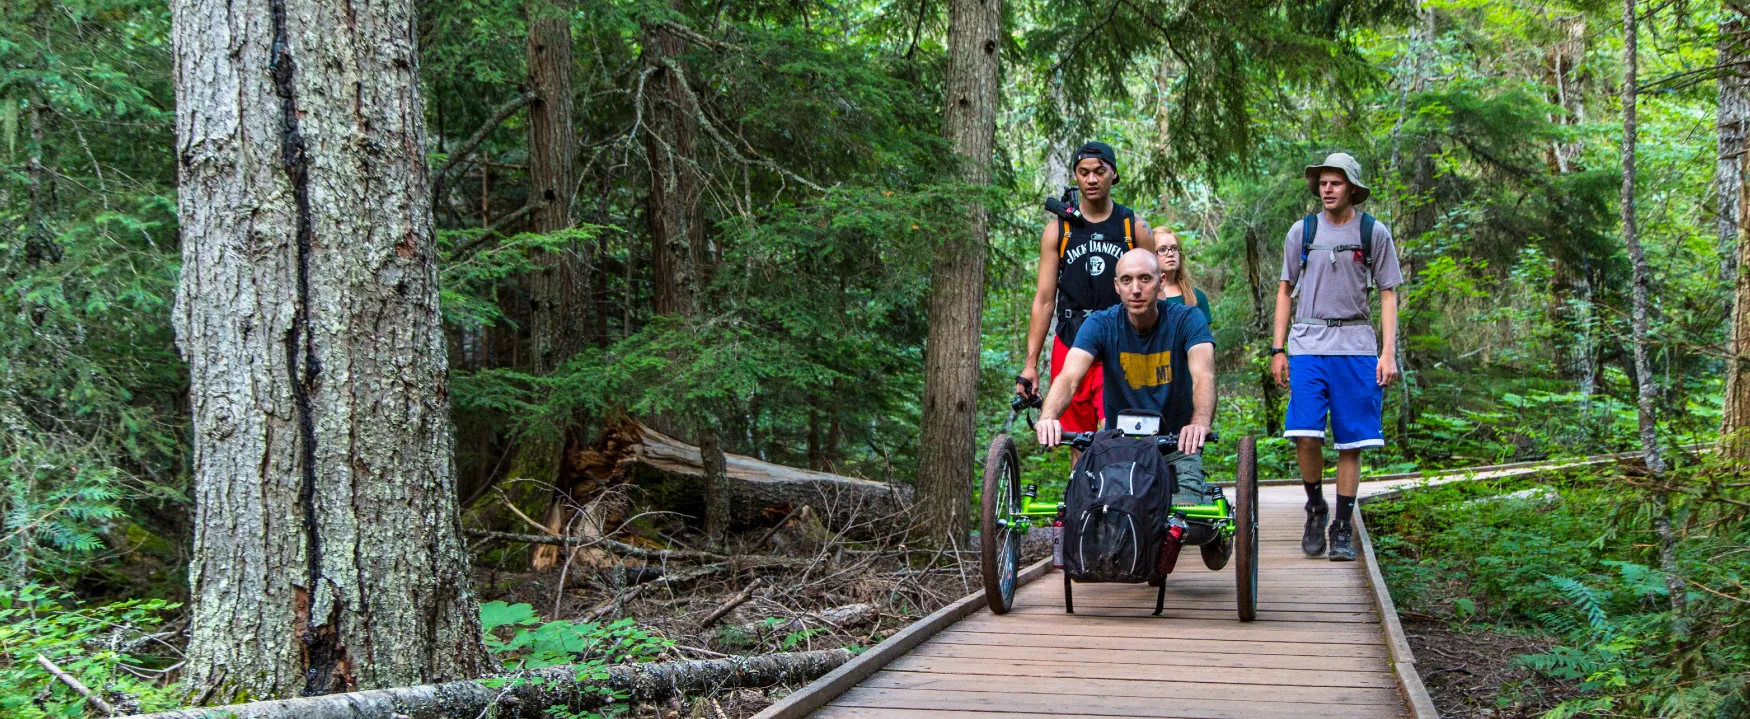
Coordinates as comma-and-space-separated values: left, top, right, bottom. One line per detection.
1721, 18, 1748, 282
1721, 143, 1750, 461
643, 17, 701, 319
171, 0, 490, 700
1619, 0, 1687, 641
640, 14, 730, 541
915, 0, 1000, 545
527, 0, 579, 373
523, 0, 597, 572
1546, 16, 1598, 398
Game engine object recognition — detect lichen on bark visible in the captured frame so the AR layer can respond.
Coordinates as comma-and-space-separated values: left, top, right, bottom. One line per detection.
172, 0, 490, 701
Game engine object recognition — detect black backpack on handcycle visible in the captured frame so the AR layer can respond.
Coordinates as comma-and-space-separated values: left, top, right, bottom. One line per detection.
1062, 429, 1177, 583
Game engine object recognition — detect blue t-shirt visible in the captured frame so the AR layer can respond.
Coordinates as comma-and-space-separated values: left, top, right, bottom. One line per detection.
1071, 301, 1215, 431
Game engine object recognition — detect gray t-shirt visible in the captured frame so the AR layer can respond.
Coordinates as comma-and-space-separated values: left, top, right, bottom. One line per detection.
1279, 212, 1404, 356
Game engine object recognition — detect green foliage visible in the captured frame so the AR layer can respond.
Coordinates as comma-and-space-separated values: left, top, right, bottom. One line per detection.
1, 0, 184, 587
479, 601, 672, 670
477, 601, 670, 719
1369, 453, 1750, 716
0, 584, 183, 718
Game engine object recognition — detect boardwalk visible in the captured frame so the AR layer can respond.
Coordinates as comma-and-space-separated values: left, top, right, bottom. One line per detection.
758, 457, 1632, 718
805, 482, 1407, 718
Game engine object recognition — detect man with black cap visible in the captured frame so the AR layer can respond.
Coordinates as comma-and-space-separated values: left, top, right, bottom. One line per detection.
1270, 152, 1403, 562
1017, 142, 1156, 445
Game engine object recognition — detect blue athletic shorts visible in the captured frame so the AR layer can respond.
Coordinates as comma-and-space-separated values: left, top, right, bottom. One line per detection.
1284, 355, 1384, 450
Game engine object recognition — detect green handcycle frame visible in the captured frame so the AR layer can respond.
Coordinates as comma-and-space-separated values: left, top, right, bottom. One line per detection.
979, 400, 1259, 622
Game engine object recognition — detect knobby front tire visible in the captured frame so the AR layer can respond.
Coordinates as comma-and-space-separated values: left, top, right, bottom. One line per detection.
1235, 436, 1260, 623
980, 434, 1022, 614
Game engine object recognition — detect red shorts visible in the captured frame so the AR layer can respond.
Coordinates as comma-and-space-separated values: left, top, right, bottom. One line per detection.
1050, 335, 1105, 433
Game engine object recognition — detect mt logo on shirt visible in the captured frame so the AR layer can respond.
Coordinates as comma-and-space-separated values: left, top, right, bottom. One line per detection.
1118, 351, 1173, 390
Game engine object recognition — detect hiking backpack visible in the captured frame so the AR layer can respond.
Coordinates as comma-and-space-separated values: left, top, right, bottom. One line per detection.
1061, 430, 1177, 584
1298, 212, 1377, 283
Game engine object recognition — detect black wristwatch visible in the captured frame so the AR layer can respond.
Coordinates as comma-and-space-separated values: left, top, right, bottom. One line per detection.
1269, 347, 1286, 356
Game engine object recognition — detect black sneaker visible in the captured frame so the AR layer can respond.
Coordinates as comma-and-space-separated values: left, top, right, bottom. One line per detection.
1328, 521, 1356, 562
1302, 501, 1329, 557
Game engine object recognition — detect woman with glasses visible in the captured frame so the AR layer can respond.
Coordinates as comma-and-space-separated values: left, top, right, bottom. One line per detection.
1155, 228, 1212, 327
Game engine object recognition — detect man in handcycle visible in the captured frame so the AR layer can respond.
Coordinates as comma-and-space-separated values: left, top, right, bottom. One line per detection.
1035, 248, 1217, 505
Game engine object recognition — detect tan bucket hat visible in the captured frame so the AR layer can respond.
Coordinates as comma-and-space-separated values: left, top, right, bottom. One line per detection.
1303, 152, 1371, 205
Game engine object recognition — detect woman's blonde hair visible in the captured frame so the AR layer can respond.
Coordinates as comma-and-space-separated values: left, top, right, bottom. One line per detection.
1154, 228, 1197, 307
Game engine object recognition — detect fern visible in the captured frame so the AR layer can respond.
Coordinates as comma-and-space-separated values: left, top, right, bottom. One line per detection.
1548, 575, 1613, 637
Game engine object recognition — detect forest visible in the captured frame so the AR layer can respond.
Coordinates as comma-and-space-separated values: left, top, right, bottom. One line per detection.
3, 0, 1749, 715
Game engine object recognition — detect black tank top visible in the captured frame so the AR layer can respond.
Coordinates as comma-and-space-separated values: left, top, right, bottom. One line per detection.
1055, 204, 1137, 344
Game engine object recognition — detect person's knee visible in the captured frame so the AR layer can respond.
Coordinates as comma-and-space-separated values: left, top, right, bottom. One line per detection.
1295, 437, 1325, 452
1337, 448, 1361, 461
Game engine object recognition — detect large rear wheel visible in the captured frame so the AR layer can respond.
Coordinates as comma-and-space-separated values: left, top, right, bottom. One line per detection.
1235, 436, 1259, 622
980, 434, 1023, 614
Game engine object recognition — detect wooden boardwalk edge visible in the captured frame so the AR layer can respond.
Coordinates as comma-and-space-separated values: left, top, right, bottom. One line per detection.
754, 557, 1055, 719
1356, 497, 1440, 719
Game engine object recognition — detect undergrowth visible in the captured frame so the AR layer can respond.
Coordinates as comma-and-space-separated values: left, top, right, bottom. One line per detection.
1367, 454, 1750, 717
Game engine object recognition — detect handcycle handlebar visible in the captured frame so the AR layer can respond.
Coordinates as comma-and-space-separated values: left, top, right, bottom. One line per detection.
1060, 430, 1219, 452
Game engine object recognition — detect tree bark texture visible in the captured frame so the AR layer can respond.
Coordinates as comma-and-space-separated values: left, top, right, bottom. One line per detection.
1721, 142, 1750, 461
915, 0, 1000, 545
525, 0, 581, 373
171, 0, 489, 699
119, 650, 853, 719
1620, 0, 1687, 638
643, 17, 702, 318
1720, 18, 1747, 281
1618, 0, 1662, 475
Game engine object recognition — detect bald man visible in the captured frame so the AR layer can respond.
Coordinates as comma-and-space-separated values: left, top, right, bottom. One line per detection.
1037, 249, 1217, 497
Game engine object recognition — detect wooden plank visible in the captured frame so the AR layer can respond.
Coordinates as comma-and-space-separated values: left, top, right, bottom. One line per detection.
949, 615, 1387, 644
1353, 504, 1440, 719
828, 686, 1406, 718
1001, 604, 1378, 623
925, 629, 1391, 659
1027, 596, 1377, 610
881, 655, 1400, 688
859, 672, 1406, 706
752, 558, 1052, 719
903, 641, 1386, 670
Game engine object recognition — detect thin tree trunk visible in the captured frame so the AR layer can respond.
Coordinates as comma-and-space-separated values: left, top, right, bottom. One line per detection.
1721, 18, 1748, 282
171, 0, 490, 700
699, 419, 729, 543
1620, 0, 1686, 641
915, 0, 1000, 545
1720, 140, 1750, 461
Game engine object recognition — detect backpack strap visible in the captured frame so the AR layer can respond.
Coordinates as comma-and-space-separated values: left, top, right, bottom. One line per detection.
1359, 212, 1376, 269
1299, 214, 1318, 272
1359, 212, 1376, 289
1058, 218, 1070, 259
1124, 212, 1134, 249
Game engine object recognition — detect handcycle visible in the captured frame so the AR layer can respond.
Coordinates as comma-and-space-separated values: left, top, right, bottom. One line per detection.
978, 394, 1258, 621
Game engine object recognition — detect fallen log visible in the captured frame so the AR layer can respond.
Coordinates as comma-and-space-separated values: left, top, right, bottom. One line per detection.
118, 649, 853, 719
463, 530, 810, 569
729, 604, 878, 639
617, 423, 910, 532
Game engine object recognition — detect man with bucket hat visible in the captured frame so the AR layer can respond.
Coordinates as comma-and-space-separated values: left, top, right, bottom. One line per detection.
1017, 142, 1156, 450
1269, 152, 1403, 562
